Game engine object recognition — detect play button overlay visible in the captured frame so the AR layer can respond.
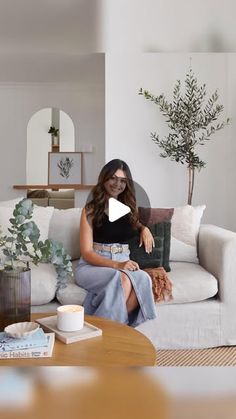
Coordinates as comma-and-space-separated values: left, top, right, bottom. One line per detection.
108, 198, 130, 222
85, 175, 151, 223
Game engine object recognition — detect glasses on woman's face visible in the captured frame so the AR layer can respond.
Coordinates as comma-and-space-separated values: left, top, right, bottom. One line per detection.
109, 175, 127, 187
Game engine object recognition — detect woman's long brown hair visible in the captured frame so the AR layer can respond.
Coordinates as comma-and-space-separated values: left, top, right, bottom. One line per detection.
86, 159, 139, 228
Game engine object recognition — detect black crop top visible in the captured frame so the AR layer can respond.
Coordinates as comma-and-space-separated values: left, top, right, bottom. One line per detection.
93, 213, 137, 244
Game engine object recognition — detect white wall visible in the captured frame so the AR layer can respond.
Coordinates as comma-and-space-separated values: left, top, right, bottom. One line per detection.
27, 108, 51, 184
60, 110, 75, 153
102, 0, 236, 52
106, 53, 236, 231
0, 81, 105, 203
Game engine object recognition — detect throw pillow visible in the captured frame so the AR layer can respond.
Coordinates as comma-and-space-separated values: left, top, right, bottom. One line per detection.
170, 205, 206, 262
27, 189, 49, 198
128, 221, 171, 272
30, 262, 57, 305
139, 207, 174, 225
0, 204, 54, 242
138, 205, 206, 263
48, 207, 82, 260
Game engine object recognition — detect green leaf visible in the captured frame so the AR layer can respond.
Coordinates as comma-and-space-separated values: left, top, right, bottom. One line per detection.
8, 228, 15, 234
0, 198, 72, 282
6, 237, 14, 243
139, 66, 230, 204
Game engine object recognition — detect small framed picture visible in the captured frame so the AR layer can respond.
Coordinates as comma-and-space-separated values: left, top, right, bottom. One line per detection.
48, 152, 82, 186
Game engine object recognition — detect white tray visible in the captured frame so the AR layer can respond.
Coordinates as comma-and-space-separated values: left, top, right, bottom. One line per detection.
36, 315, 102, 344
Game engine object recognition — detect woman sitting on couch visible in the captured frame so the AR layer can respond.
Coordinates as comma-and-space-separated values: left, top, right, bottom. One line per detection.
75, 159, 156, 327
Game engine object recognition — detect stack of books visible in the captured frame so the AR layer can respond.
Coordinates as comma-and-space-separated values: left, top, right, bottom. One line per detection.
0, 328, 55, 359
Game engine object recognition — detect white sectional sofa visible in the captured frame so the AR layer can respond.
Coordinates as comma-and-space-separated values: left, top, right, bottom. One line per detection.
27, 206, 236, 350
0, 199, 236, 349
138, 224, 236, 349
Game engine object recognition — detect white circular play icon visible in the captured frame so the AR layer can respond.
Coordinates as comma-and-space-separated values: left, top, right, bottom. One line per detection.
108, 198, 131, 222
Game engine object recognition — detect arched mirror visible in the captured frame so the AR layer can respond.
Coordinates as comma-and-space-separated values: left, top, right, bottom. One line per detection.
26, 107, 76, 208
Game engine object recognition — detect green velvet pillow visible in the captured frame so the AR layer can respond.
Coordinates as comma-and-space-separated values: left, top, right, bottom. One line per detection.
128, 221, 171, 272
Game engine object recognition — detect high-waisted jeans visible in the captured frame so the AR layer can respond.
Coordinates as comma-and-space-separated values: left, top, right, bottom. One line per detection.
75, 243, 157, 327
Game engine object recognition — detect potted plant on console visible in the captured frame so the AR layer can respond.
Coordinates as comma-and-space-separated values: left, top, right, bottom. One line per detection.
0, 198, 72, 331
48, 125, 59, 147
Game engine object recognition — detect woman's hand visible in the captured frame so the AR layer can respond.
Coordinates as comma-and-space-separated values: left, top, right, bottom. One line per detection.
139, 226, 155, 253
116, 260, 140, 271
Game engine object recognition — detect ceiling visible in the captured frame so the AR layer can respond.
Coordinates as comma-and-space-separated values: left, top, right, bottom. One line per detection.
0, 0, 104, 83
0, 0, 101, 54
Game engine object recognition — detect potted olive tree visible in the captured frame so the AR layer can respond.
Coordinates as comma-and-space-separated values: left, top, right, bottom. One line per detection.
139, 68, 230, 204
0, 198, 72, 330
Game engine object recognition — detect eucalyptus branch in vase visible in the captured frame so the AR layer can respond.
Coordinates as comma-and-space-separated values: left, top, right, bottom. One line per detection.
0, 199, 73, 290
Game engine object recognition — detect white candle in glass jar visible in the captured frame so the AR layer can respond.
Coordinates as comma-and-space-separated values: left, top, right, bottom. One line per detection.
57, 305, 84, 332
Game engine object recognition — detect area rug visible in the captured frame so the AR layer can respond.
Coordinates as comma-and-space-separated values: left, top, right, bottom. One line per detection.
156, 346, 236, 366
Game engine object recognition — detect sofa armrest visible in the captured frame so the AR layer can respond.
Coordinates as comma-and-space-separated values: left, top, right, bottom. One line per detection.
198, 224, 236, 303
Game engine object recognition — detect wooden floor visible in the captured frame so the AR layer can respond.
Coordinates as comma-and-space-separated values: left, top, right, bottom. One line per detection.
157, 345, 236, 366
170, 397, 236, 419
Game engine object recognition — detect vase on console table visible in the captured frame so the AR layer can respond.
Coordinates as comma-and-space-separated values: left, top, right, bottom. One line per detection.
52, 134, 59, 146
0, 268, 31, 331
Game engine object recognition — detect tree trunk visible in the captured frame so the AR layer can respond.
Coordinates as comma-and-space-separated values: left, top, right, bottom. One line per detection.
187, 167, 195, 205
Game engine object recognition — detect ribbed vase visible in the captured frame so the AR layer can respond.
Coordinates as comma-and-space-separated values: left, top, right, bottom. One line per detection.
0, 268, 31, 331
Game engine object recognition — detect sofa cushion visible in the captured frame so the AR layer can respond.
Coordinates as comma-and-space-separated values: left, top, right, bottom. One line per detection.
48, 190, 75, 209
31, 300, 61, 313
30, 262, 57, 305
161, 262, 218, 304
139, 205, 206, 263
56, 260, 87, 305
128, 221, 171, 272
49, 198, 74, 210
29, 198, 48, 207
56, 261, 217, 307
48, 208, 82, 260
49, 190, 74, 199
27, 190, 49, 198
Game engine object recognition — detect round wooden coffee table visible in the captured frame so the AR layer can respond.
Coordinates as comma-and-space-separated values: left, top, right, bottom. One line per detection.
0, 313, 156, 366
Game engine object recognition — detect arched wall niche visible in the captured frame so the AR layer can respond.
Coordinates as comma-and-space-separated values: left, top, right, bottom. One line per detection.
26, 107, 75, 185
